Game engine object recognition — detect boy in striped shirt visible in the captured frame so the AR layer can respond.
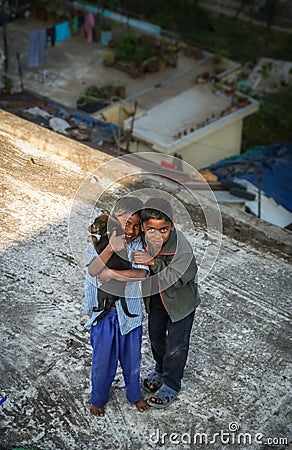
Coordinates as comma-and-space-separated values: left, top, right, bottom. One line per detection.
83, 197, 149, 417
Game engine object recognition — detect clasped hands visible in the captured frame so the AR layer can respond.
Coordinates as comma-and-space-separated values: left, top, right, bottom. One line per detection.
98, 230, 162, 283
133, 233, 163, 266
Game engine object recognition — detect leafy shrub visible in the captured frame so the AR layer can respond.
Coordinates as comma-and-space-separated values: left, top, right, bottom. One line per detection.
103, 52, 115, 66
115, 32, 157, 65
2, 75, 13, 92
76, 83, 121, 112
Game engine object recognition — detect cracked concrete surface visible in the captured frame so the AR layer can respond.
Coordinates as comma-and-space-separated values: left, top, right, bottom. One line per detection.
0, 112, 291, 450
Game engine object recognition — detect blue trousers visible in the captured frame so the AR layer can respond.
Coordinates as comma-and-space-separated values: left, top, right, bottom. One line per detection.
90, 309, 142, 407
148, 294, 195, 392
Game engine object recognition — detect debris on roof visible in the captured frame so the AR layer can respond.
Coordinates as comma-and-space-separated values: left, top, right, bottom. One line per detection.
0, 91, 119, 147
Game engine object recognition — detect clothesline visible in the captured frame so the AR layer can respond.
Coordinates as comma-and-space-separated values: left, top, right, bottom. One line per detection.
27, 21, 72, 68
26, 10, 93, 69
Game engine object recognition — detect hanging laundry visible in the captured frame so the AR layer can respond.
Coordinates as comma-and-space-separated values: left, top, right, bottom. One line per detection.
47, 26, 56, 47
72, 16, 79, 35
77, 10, 85, 37
27, 29, 47, 68
84, 12, 95, 43
55, 21, 71, 42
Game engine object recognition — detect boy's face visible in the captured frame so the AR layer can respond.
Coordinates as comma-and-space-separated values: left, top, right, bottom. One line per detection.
142, 218, 174, 247
116, 213, 141, 243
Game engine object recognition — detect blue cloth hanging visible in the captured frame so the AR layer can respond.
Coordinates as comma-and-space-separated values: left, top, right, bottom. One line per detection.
27, 29, 47, 68
55, 21, 71, 42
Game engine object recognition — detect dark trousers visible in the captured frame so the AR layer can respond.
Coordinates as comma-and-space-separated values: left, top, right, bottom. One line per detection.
148, 294, 195, 392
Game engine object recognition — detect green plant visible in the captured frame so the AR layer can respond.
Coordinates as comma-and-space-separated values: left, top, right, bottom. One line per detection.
76, 83, 123, 112
213, 52, 222, 65
103, 51, 115, 66
30, 0, 73, 18
2, 75, 13, 92
242, 84, 292, 150
258, 61, 273, 78
217, 49, 231, 59
102, 20, 113, 31
115, 32, 157, 66
143, 56, 160, 72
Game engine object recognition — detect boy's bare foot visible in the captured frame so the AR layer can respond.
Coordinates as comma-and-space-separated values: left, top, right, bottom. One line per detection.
90, 404, 105, 417
134, 397, 149, 412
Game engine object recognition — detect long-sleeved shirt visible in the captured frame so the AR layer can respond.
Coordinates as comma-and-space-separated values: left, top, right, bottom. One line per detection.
142, 229, 200, 322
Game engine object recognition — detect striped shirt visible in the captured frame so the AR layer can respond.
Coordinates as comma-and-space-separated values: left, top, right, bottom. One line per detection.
82, 236, 148, 335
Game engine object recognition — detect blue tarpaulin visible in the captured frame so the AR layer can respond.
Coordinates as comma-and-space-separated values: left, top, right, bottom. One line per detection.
47, 102, 118, 132
206, 143, 292, 212
46, 101, 119, 144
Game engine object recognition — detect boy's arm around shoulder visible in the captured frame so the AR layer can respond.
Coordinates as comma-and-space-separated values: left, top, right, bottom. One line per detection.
100, 237, 149, 282
100, 267, 147, 282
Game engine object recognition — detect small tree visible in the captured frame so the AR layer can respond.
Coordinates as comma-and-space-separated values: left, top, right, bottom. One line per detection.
115, 32, 155, 66
1, 74, 13, 93
260, 0, 283, 30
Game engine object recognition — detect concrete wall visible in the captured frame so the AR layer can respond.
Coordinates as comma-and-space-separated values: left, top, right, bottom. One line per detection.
93, 102, 144, 126
0, 109, 111, 173
73, 1, 161, 35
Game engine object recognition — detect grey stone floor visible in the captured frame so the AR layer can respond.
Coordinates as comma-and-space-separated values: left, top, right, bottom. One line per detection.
0, 120, 291, 450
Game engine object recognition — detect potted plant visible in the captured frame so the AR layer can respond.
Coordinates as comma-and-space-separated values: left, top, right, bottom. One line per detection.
101, 20, 113, 46
103, 52, 115, 67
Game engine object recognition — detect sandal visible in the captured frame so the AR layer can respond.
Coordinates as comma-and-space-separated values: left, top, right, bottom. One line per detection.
148, 384, 179, 409
143, 370, 163, 393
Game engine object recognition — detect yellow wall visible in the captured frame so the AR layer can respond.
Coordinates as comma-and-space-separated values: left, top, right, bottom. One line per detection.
181, 120, 243, 169
93, 103, 144, 126
128, 120, 243, 170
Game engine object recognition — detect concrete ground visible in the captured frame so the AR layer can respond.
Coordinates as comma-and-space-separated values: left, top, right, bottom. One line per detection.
0, 111, 291, 450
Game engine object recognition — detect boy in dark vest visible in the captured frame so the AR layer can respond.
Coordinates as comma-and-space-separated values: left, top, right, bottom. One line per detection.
133, 198, 200, 408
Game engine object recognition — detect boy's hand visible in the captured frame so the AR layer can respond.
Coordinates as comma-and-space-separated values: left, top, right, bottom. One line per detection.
109, 230, 126, 252
133, 250, 155, 266
145, 231, 163, 256
98, 268, 113, 283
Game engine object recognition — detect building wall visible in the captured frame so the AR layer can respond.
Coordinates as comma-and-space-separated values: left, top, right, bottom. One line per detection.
181, 119, 243, 169
93, 103, 133, 126
129, 119, 243, 170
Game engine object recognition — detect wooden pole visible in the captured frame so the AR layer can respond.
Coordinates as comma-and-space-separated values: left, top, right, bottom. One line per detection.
126, 100, 137, 152
17, 52, 24, 91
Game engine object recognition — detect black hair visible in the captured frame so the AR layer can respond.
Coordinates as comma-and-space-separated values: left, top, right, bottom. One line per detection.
113, 196, 143, 217
140, 198, 173, 223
